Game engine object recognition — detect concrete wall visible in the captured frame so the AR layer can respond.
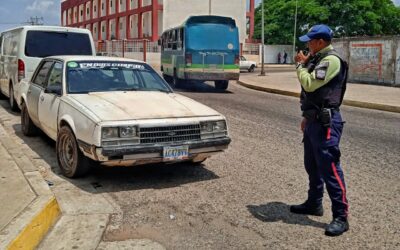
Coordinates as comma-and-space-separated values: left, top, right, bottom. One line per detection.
333, 37, 400, 86
163, 0, 247, 43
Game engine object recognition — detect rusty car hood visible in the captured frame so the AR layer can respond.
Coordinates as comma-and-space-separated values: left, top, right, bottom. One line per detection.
67, 91, 220, 121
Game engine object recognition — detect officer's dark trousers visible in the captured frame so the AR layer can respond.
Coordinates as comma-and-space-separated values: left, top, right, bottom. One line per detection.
303, 111, 349, 219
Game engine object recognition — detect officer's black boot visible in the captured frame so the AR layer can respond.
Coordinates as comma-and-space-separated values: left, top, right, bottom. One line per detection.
325, 217, 349, 236
289, 201, 323, 216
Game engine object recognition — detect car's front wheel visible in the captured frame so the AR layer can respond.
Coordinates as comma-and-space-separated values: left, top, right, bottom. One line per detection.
57, 126, 91, 178
21, 102, 38, 136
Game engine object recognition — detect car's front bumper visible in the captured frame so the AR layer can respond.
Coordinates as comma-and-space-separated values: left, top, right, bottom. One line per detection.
79, 137, 231, 166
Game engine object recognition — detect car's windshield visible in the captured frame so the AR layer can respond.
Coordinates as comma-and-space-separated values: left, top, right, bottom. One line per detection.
66, 61, 171, 94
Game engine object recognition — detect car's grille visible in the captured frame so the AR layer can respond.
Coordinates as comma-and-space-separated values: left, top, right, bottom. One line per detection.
139, 124, 201, 144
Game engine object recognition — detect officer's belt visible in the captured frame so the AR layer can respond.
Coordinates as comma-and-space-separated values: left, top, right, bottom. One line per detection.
302, 108, 340, 121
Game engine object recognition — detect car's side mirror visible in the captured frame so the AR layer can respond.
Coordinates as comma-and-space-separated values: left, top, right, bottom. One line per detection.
44, 84, 62, 95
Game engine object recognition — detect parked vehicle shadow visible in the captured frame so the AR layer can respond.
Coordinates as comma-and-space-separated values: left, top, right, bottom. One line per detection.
247, 202, 327, 229
11, 122, 220, 194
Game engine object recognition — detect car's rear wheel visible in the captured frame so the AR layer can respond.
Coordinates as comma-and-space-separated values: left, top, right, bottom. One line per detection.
57, 126, 91, 178
9, 84, 19, 111
214, 80, 229, 90
21, 102, 38, 136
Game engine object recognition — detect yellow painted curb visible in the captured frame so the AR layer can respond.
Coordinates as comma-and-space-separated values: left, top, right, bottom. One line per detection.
237, 80, 400, 113
7, 197, 61, 250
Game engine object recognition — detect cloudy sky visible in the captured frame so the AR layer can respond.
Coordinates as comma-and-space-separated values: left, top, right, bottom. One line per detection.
0, 0, 60, 31
0, 0, 399, 32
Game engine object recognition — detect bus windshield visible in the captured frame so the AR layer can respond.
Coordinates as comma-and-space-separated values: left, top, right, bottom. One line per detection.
186, 24, 239, 51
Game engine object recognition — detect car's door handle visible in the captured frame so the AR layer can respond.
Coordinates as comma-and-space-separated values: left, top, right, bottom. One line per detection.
40, 96, 44, 102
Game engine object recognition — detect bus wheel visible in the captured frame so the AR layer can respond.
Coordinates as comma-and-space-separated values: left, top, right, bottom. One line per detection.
215, 80, 229, 90
173, 72, 182, 88
163, 73, 171, 83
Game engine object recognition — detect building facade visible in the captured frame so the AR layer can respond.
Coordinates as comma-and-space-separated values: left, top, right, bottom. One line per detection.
61, 0, 255, 43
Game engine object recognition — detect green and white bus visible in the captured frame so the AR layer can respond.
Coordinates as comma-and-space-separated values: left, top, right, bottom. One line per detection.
160, 15, 240, 90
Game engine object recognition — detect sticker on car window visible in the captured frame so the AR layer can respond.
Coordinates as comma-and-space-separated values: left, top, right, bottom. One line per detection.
67, 62, 78, 68
78, 62, 145, 70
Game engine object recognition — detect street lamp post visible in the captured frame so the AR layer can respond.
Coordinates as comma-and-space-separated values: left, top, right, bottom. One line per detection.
292, 0, 298, 61
260, 0, 265, 76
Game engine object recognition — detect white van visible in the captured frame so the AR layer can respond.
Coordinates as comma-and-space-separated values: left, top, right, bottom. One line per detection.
0, 26, 96, 110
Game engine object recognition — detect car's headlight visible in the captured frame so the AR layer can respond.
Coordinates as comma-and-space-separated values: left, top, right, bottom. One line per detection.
120, 126, 137, 138
102, 127, 119, 139
213, 120, 226, 132
102, 126, 138, 139
200, 120, 227, 136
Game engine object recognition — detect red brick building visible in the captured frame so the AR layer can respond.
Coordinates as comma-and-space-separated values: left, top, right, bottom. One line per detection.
61, 0, 256, 42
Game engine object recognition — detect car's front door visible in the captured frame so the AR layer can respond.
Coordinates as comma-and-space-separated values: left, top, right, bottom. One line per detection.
38, 61, 63, 140
27, 61, 53, 125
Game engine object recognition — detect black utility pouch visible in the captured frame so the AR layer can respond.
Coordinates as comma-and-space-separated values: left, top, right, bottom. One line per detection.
318, 108, 331, 128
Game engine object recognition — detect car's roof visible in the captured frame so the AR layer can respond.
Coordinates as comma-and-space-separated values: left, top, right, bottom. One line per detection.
46, 56, 145, 64
1, 25, 91, 34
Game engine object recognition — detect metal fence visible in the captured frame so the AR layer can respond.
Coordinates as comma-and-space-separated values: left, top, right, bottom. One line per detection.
243, 43, 260, 55
96, 40, 161, 61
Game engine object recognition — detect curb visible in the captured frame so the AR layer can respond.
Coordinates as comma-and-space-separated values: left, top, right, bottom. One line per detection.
237, 80, 400, 113
0, 124, 61, 250
7, 197, 60, 250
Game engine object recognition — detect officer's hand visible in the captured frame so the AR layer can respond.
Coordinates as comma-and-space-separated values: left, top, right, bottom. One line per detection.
295, 51, 310, 64
301, 118, 307, 133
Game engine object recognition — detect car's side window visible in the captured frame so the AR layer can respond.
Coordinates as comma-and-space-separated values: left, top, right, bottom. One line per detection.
32, 61, 54, 87
47, 62, 63, 88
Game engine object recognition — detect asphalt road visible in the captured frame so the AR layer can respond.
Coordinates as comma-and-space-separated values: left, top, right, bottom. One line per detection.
0, 80, 399, 249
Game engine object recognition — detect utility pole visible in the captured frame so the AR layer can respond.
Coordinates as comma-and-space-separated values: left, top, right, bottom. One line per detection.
259, 0, 265, 76
25, 16, 44, 26
292, 0, 298, 62
209, 0, 212, 15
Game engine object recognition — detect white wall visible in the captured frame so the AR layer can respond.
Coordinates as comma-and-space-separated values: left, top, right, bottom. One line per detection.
163, 0, 247, 43
261, 45, 293, 64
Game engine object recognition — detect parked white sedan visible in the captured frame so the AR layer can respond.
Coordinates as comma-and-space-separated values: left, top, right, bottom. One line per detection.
239, 56, 257, 72
18, 56, 231, 178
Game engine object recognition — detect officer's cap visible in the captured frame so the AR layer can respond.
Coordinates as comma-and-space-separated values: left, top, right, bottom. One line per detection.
299, 24, 333, 42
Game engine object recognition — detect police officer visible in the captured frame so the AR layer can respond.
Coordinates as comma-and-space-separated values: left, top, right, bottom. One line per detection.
292, 24, 349, 236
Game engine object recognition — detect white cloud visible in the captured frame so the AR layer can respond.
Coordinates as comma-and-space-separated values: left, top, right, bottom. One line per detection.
27, 0, 54, 13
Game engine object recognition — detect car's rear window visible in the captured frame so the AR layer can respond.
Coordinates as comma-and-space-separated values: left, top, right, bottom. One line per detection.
25, 31, 92, 57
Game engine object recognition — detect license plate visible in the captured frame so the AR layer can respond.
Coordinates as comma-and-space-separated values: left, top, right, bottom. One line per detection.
163, 145, 189, 161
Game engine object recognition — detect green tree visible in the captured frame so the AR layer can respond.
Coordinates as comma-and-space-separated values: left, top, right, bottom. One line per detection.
254, 0, 400, 45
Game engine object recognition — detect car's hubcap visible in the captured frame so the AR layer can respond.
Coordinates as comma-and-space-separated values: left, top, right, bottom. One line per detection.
60, 134, 76, 171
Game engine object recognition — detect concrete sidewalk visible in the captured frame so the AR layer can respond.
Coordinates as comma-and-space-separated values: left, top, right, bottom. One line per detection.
237, 70, 400, 113
0, 123, 60, 250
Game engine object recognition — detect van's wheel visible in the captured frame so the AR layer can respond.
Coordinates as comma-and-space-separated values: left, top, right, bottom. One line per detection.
214, 80, 229, 90
57, 126, 92, 178
248, 65, 255, 72
21, 102, 38, 136
9, 84, 19, 111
